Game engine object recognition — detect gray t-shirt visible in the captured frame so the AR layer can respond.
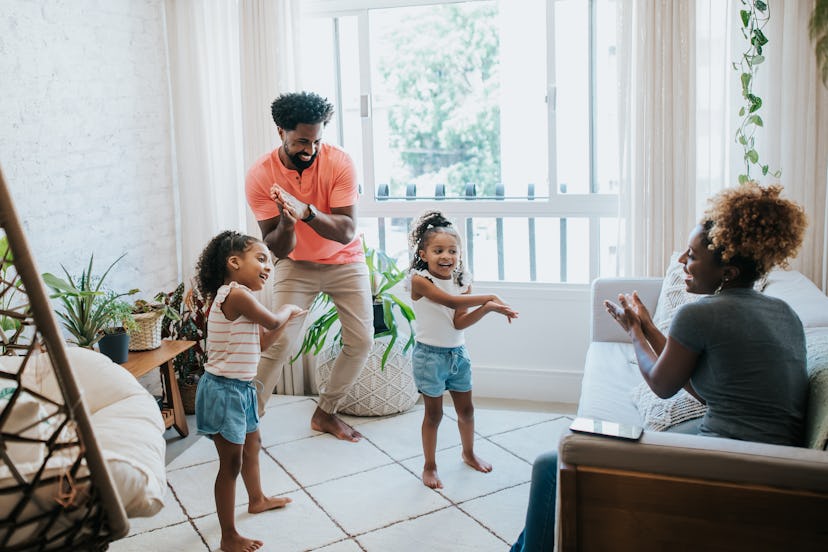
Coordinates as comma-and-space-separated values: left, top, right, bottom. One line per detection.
669, 288, 808, 446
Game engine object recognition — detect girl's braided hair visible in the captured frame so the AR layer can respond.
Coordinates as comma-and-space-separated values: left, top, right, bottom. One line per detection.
701, 182, 807, 283
195, 230, 260, 302
409, 210, 469, 287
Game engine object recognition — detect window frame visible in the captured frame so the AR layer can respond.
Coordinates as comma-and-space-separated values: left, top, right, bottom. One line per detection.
301, 0, 619, 284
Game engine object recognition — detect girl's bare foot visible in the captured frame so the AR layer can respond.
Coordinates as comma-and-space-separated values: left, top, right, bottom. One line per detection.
248, 495, 292, 514
462, 452, 493, 473
220, 533, 263, 552
422, 467, 443, 489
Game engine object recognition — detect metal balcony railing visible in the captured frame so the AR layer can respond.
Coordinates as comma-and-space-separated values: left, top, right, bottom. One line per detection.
374, 183, 569, 282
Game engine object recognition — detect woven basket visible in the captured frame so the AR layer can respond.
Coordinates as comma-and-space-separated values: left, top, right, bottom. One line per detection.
180, 382, 198, 415
129, 311, 164, 351
316, 337, 418, 416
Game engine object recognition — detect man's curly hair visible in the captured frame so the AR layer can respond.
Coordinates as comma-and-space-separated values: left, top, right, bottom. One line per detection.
701, 182, 807, 282
270, 91, 334, 130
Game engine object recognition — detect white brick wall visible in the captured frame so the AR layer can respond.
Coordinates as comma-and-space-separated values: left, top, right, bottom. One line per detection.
0, 0, 179, 300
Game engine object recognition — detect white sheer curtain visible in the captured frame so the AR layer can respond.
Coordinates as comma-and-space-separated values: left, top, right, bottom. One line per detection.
237, 0, 305, 394
617, 0, 697, 277
165, 0, 247, 286
757, 0, 828, 291
617, 0, 828, 290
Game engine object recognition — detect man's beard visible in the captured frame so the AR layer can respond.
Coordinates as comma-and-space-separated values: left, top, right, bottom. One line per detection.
285, 146, 317, 171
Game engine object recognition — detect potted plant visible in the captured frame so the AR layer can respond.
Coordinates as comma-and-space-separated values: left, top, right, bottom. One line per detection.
0, 235, 30, 354
294, 239, 418, 416
96, 293, 138, 363
158, 282, 208, 414
129, 294, 180, 351
42, 253, 139, 360
295, 240, 416, 367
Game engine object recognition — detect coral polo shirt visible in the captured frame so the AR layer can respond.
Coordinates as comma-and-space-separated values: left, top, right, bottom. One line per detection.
245, 143, 363, 264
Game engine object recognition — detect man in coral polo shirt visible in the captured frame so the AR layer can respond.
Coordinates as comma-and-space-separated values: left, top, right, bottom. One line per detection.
245, 91, 372, 442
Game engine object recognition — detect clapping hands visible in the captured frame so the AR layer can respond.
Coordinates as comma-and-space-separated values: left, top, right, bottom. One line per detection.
270, 184, 307, 223
604, 291, 651, 333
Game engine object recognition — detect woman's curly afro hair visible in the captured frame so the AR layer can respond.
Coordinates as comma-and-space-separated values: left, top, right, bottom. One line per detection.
271, 91, 334, 130
702, 181, 807, 280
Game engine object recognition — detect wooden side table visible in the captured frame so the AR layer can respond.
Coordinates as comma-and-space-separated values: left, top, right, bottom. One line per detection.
121, 339, 196, 438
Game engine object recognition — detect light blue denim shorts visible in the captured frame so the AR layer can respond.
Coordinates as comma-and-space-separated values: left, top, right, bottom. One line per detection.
195, 371, 259, 445
412, 342, 472, 397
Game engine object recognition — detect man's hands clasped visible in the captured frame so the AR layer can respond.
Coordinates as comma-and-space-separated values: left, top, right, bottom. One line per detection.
270, 184, 310, 223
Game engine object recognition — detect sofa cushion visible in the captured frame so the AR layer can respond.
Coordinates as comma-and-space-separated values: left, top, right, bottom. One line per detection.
630, 381, 707, 431
805, 328, 828, 450
577, 342, 644, 426
763, 270, 828, 329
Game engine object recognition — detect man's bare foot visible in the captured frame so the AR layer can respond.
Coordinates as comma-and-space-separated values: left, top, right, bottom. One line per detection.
220, 533, 263, 552
248, 495, 292, 514
422, 467, 443, 489
311, 407, 362, 442
462, 451, 493, 473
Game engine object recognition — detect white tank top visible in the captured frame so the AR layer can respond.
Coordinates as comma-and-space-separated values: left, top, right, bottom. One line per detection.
204, 282, 260, 381
410, 269, 469, 348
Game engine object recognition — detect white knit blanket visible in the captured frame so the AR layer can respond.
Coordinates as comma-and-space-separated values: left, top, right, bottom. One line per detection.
630, 381, 707, 431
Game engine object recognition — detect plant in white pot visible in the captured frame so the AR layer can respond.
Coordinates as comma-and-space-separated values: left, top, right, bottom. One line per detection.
294, 240, 418, 416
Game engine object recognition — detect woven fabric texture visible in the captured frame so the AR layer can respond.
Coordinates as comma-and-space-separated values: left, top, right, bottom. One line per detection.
651, 252, 703, 333
630, 381, 707, 431
316, 339, 418, 416
129, 311, 164, 351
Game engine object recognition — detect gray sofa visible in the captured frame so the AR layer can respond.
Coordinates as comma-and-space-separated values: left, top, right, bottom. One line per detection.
557, 269, 828, 551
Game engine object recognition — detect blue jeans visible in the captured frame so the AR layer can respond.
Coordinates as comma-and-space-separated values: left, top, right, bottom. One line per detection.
511, 451, 558, 552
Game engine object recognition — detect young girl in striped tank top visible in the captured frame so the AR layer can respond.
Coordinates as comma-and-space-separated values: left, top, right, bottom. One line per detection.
194, 230, 305, 552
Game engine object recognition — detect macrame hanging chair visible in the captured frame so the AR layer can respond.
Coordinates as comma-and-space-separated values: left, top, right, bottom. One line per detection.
0, 168, 129, 550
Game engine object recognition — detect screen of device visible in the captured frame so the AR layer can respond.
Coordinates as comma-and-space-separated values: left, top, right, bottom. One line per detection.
569, 417, 644, 441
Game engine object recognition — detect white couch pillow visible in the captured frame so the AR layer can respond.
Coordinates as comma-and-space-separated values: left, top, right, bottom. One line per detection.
651, 252, 704, 333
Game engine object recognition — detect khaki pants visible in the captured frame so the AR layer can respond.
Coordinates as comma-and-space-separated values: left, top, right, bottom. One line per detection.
256, 258, 373, 416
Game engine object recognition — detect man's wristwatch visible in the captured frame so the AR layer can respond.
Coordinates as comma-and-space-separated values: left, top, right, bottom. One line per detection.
302, 203, 317, 222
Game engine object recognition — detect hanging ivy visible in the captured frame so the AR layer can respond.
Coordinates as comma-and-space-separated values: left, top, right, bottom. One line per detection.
734, 0, 780, 185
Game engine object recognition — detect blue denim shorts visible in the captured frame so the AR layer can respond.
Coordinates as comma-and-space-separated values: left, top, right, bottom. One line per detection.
195, 371, 259, 445
412, 342, 472, 397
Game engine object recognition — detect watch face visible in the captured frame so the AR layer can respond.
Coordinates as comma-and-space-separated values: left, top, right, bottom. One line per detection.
304, 204, 317, 222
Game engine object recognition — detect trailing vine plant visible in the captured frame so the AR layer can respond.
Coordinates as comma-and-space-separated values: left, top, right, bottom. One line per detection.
734, 0, 780, 185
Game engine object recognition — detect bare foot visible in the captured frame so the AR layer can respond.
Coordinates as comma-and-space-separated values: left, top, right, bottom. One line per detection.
220, 533, 263, 552
422, 466, 444, 489
311, 407, 362, 442
462, 451, 493, 473
248, 495, 292, 514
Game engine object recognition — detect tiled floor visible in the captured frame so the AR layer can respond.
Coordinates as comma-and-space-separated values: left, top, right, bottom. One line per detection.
110, 395, 576, 552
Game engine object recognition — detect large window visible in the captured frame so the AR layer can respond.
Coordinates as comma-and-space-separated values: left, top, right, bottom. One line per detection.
300, 0, 621, 284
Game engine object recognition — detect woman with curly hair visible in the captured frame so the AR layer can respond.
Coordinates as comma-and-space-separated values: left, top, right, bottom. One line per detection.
510, 182, 809, 552
605, 182, 809, 445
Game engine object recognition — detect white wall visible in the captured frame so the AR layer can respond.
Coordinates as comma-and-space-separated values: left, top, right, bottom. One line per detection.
458, 283, 589, 404
0, 0, 178, 299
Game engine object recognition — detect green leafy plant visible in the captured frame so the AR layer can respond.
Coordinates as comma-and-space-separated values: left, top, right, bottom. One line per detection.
42, 253, 139, 347
132, 294, 181, 321
0, 235, 29, 351
734, 0, 780, 184
159, 282, 208, 386
294, 240, 415, 369
811, 0, 828, 87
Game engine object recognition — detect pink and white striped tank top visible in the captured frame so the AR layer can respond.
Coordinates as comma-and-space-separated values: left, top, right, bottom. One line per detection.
204, 282, 260, 381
